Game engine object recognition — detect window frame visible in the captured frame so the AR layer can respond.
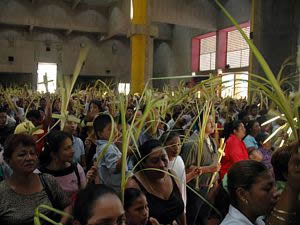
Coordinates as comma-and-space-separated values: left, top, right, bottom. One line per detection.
218, 21, 250, 72
192, 21, 250, 75
191, 21, 251, 98
192, 31, 217, 75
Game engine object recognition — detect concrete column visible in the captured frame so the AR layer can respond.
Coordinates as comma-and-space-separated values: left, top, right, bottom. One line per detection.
251, 0, 299, 88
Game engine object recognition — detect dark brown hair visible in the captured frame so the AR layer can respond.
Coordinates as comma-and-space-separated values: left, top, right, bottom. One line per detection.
4, 134, 36, 161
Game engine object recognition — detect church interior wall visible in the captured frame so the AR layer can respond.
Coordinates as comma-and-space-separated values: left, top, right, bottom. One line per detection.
0, 0, 264, 89
216, 0, 251, 29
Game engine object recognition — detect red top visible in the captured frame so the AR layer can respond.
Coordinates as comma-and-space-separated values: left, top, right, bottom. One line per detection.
220, 134, 249, 179
35, 130, 47, 157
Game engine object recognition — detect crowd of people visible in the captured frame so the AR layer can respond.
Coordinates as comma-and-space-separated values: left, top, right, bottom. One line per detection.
0, 88, 299, 225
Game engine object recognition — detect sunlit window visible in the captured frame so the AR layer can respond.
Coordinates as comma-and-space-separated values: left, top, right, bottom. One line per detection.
37, 63, 57, 93
130, 0, 133, 20
118, 83, 130, 95
221, 72, 248, 99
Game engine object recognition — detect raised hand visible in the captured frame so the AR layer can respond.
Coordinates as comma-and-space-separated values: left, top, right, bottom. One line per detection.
149, 217, 160, 225
86, 165, 97, 183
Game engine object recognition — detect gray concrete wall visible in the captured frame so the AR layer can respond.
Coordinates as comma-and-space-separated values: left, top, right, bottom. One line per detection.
152, 0, 219, 89
152, 0, 217, 30
153, 25, 214, 89
0, 0, 255, 90
0, 28, 131, 85
107, 0, 130, 37
217, 0, 251, 29
0, 0, 131, 87
0, 0, 108, 34
251, 0, 299, 89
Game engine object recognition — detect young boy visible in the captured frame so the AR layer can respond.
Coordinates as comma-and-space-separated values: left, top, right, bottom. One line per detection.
93, 114, 127, 193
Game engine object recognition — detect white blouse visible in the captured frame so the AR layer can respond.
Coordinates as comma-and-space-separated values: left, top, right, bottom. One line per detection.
168, 156, 187, 212
220, 205, 265, 225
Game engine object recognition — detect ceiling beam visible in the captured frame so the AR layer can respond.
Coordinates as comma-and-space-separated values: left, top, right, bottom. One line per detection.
29, 24, 34, 32
72, 0, 81, 9
65, 29, 72, 36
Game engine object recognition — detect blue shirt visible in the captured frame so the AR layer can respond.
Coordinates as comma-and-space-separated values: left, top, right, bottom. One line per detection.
243, 135, 258, 150
72, 136, 85, 165
94, 139, 128, 193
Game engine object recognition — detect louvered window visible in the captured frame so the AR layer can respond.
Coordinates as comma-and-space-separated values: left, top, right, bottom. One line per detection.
199, 35, 216, 71
226, 27, 250, 69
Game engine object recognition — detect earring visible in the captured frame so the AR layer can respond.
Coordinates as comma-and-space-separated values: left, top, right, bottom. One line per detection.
241, 198, 248, 205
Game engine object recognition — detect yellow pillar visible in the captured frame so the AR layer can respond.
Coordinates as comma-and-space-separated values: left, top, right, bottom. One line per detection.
130, 0, 148, 94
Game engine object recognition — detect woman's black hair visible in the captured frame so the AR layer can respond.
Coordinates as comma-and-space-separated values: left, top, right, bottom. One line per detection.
256, 132, 269, 147
227, 160, 268, 207
124, 188, 145, 210
250, 104, 259, 109
73, 184, 120, 225
159, 131, 180, 146
271, 142, 297, 181
139, 139, 162, 160
39, 131, 72, 167
3, 134, 36, 162
26, 110, 42, 121
238, 110, 249, 121
0, 105, 8, 113
224, 120, 243, 140
93, 114, 113, 139
245, 120, 258, 136
88, 99, 104, 112
52, 99, 60, 113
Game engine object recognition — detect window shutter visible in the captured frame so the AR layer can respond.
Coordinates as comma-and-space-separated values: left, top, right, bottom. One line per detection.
226, 27, 250, 68
199, 35, 216, 71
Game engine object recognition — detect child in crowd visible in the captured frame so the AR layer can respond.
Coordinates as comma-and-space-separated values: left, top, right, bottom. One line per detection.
93, 114, 128, 193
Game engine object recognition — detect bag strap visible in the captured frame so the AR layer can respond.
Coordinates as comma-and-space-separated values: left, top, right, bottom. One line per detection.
72, 163, 81, 189
39, 174, 56, 208
0, 166, 4, 182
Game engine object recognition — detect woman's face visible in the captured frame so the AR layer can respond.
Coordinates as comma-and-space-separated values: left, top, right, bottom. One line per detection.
87, 194, 125, 225
0, 112, 7, 128
55, 138, 74, 163
54, 100, 61, 111
234, 123, 246, 139
64, 121, 78, 135
244, 172, 278, 217
126, 108, 133, 120
126, 195, 149, 225
8, 144, 37, 174
144, 147, 169, 179
205, 116, 215, 135
251, 107, 258, 117
165, 136, 181, 161
251, 122, 261, 136
90, 103, 100, 116
99, 123, 118, 141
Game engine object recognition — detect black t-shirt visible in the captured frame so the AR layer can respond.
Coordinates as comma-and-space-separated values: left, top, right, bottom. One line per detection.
0, 125, 15, 147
